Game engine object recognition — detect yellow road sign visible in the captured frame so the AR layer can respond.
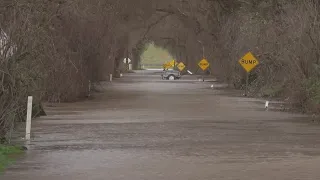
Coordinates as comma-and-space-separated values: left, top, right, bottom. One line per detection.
163, 64, 171, 69
169, 60, 178, 67
163, 62, 170, 69
238, 52, 259, 72
198, 59, 210, 71
177, 62, 186, 71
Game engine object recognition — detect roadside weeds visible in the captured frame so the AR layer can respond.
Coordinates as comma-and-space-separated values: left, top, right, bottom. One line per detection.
0, 145, 25, 174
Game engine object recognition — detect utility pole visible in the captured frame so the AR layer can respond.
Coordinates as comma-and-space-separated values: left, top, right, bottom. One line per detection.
198, 40, 205, 81
197, 40, 205, 59
124, 14, 130, 72
126, 33, 129, 71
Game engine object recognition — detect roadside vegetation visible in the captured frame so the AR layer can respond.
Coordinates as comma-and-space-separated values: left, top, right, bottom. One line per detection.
0, 145, 24, 173
1, 0, 320, 143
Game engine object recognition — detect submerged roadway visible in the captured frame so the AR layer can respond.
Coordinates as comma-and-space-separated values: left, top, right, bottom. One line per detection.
3, 70, 320, 180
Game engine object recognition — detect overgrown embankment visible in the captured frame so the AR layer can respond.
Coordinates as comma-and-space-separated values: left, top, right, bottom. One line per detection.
0, 0, 136, 140
207, 0, 320, 114
0, 145, 24, 173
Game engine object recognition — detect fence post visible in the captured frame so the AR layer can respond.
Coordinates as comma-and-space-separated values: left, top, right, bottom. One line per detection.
25, 96, 33, 140
109, 74, 113, 82
265, 101, 269, 111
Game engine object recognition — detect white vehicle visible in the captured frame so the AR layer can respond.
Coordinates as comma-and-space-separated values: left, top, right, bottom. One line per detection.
161, 69, 181, 80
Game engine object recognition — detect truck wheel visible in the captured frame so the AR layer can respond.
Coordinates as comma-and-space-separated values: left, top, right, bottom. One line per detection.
168, 75, 175, 80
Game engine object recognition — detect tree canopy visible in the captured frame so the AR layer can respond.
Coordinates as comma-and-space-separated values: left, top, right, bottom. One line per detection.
1, 0, 320, 138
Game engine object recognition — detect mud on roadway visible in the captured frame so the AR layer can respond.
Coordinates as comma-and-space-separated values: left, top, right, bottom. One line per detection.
3, 70, 320, 180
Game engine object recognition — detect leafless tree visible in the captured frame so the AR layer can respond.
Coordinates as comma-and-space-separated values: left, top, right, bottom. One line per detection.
1, 0, 320, 140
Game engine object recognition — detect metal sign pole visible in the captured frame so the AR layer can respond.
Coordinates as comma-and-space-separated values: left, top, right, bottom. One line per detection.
202, 73, 204, 82
245, 72, 249, 96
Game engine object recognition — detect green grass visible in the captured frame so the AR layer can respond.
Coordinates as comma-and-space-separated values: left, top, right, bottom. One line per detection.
141, 43, 174, 68
0, 145, 24, 173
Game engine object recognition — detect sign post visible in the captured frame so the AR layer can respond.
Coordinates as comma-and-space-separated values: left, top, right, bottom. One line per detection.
198, 59, 210, 81
123, 58, 131, 71
238, 52, 259, 96
246, 72, 249, 97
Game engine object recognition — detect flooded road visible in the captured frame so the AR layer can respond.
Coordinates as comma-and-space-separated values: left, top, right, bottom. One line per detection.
3, 70, 320, 179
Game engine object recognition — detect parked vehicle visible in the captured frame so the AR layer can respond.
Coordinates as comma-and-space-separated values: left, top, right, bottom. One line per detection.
161, 69, 181, 80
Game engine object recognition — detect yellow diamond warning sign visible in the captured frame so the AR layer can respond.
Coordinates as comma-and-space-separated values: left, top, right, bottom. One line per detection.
238, 52, 259, 72
177, 62, 186, 71
198, 59, 210, 71
169, 60, 178, 67
163, 62, 171, 69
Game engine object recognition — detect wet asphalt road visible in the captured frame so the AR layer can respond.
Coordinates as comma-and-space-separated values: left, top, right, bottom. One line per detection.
3, 70, 320, 179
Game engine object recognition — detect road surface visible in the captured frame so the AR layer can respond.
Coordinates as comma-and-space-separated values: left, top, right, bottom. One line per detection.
3, 70, 320, 180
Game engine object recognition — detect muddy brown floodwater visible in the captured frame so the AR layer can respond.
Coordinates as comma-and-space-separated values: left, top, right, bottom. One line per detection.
3, 70, 320, 180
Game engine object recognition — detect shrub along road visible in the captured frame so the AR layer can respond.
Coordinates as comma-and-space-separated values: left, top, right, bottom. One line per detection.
2, 70, 320, 180
0, 146, 24, 173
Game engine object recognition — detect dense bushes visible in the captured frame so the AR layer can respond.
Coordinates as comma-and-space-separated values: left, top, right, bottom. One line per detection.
209, 0, 320, 113
0, 0, 126, 139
